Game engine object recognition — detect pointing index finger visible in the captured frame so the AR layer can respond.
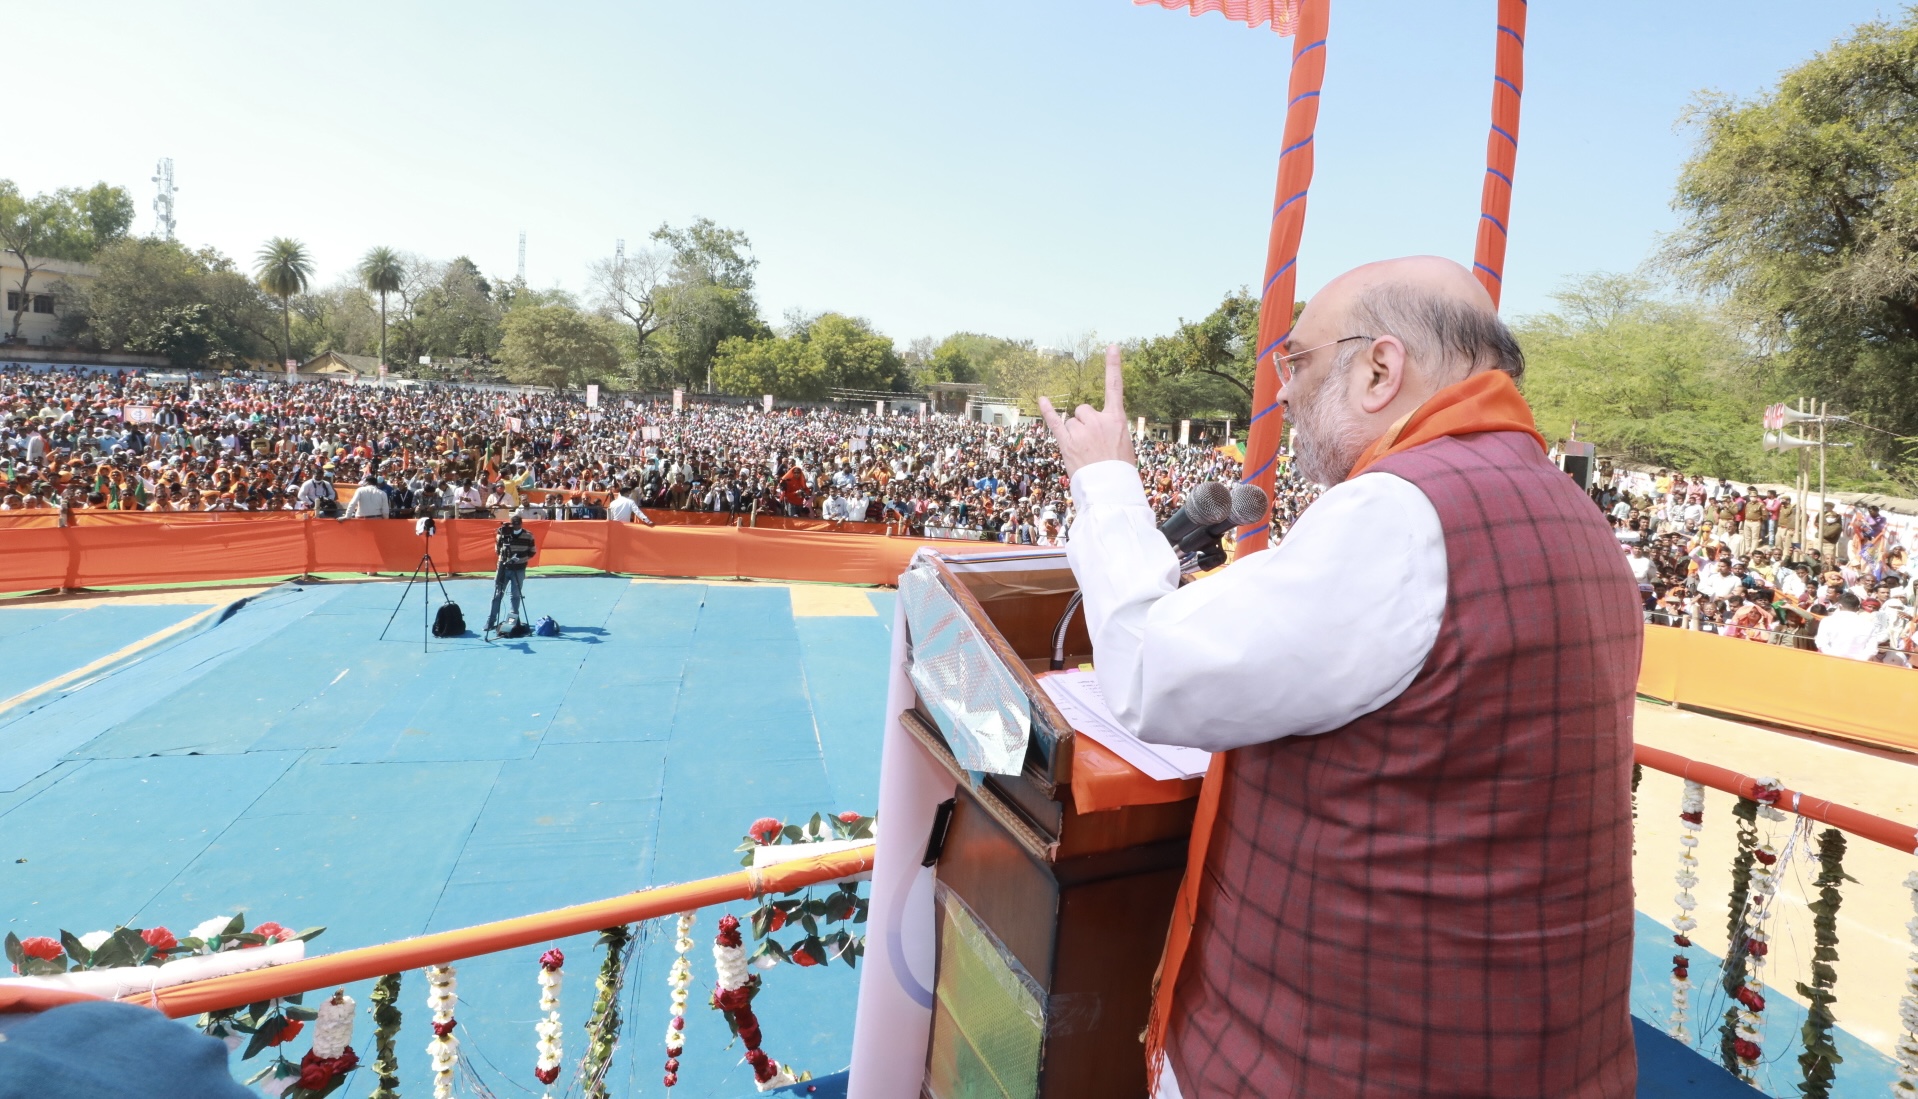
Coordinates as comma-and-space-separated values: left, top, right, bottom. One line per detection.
1104, 344, 1125, 416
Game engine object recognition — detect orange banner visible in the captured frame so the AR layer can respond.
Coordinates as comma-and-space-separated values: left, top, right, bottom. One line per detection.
0, 517, 999, 594
1638, 625, 1918, 753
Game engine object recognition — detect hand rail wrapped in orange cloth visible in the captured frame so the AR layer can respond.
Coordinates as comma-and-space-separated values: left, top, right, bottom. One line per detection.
1634, 744, 1917, 855
0, 844, 875, 1018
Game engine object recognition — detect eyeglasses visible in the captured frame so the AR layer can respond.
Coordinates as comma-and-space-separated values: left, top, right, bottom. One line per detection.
1275, 335, 1375, 387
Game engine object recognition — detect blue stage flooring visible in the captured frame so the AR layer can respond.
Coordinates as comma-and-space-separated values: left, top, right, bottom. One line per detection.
0, 578, 890, 1098
0, 580, 1896, 1097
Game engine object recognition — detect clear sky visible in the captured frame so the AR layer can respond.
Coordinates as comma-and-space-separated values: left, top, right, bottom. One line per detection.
13, 0, 1903, 348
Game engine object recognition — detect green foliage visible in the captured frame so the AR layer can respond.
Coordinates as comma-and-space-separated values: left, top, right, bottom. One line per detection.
736, 811, 875, 971
0, 179, 136, 336
254, 237, 314, 302
1794, 829, 1853, 1099
0, 179, 134, 264
499, 304, 622, 389
357, 247, 404, 297
648, 218, 769, 389
1515, 274, 1775, 479
255, 237, 315, 362
712, 313, 906, 399
1668, 11, 1918, 485
580, 924, 634, 1099
59, 237, 275, 365
368, 972, 404, 1099
1720, 796, 1760, 1073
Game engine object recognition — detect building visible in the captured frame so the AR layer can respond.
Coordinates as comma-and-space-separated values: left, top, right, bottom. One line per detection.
0, 255, 95, 347
299, 350, 388, 380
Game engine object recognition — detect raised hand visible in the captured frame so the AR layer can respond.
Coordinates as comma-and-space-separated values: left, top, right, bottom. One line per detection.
1039, 344, 1137, 478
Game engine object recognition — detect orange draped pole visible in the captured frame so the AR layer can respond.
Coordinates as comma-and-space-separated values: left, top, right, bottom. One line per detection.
1237, 0, 1329, 554
121, 844, 874, 1019
1472, 0, 1527, 306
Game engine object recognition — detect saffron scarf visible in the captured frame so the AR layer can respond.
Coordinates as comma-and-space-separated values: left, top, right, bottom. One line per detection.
1143, 369, 1545, 1092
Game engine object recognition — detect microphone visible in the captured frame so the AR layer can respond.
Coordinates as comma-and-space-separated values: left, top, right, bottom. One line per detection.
1228, 483, 1270, 528
1158, 481, 1232, 548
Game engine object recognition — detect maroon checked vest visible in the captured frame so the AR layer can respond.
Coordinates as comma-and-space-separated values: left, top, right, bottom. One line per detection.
1168, 431, 1642, 1098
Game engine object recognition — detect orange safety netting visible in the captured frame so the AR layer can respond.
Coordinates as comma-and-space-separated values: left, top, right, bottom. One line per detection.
0, 518, 1004, 594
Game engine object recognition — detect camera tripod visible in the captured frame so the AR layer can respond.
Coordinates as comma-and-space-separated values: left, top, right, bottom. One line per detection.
378, 535, 456, 652
482, 566, 535, 643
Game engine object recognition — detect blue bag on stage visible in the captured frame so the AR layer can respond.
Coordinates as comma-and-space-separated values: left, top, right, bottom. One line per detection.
534, 615, 560, 637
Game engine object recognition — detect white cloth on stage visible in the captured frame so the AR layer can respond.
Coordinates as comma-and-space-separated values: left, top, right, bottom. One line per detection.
1065, 460, 1448, 752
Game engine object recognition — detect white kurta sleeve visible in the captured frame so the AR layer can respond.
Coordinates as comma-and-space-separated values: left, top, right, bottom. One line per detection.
1065, 460, 1448, 752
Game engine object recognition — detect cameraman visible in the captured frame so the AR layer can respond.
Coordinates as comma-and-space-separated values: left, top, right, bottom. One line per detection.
486, 512, 537, 632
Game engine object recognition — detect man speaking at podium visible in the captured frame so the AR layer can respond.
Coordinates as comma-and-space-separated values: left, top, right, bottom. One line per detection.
1041, 257, 1640, 1099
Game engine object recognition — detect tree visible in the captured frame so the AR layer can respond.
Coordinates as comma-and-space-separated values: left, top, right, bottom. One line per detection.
711, 314, 906, 399
0, 180, 135, 338
1667, 11, 1918, 485
254, 238, 314, 366
1514, 274, 1773, 478
498, 304, 621, 389
409, 257, 506, 372
357, 246, 405, 375
57, 238, 275, 367
587, 247, 680, 388
650, 218, 768, 390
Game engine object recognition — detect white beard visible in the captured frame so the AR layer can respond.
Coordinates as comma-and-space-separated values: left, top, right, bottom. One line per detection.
1289, 368, 1370, 487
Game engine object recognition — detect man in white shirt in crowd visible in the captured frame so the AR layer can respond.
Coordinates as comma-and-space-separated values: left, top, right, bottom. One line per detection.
1626, 543, 1653, 585
1815, 592, 1883, 661
1698, 557, 1741, 601
607, 486, 654, 526
342, 475, 390, 519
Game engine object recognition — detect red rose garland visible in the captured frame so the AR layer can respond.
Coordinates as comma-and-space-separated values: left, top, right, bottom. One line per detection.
711, 914, 805, 1091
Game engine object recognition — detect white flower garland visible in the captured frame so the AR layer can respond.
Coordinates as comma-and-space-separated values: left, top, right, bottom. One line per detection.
425, 964, 459, 1099
313, 990, 355, 1059
1729, 778, 1795, 1084
1893, 869, 1918, 1098
1670, 780, 1705, 1039
535, 950, 564, 1094
664, 912, 694, 1088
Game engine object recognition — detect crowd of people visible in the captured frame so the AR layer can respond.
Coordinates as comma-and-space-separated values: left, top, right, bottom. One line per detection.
1597, 468, 1916, 664
0, 366, 1266, 546
2, 363, 1910, 663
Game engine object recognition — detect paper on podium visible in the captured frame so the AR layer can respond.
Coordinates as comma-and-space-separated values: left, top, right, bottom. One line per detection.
1038, 669, 1210, 781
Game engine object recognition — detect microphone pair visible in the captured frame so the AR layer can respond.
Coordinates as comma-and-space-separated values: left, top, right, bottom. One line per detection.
1158, 481, 1270, 572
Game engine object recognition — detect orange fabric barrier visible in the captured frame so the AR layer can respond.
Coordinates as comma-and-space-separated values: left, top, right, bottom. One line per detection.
1638, 625, 1918, 753
0, 844, 876, 1018
0, 518, 1003, 594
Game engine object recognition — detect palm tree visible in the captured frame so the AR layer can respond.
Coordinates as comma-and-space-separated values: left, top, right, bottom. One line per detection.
357, 246, 405, 379
254, 238, 314, 369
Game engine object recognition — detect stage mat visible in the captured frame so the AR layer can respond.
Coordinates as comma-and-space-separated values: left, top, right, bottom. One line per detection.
0, 576, 893, 1098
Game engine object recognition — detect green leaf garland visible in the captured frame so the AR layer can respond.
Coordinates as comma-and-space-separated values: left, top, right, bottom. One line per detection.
1793, 829, 1852, 1099
368, 972, 403, 1099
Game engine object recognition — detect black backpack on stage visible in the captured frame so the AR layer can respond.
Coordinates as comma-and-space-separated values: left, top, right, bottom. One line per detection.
432, 601, 466, 637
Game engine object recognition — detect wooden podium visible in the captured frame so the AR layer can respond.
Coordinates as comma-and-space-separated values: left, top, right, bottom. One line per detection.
898, 552, 1201, 1099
